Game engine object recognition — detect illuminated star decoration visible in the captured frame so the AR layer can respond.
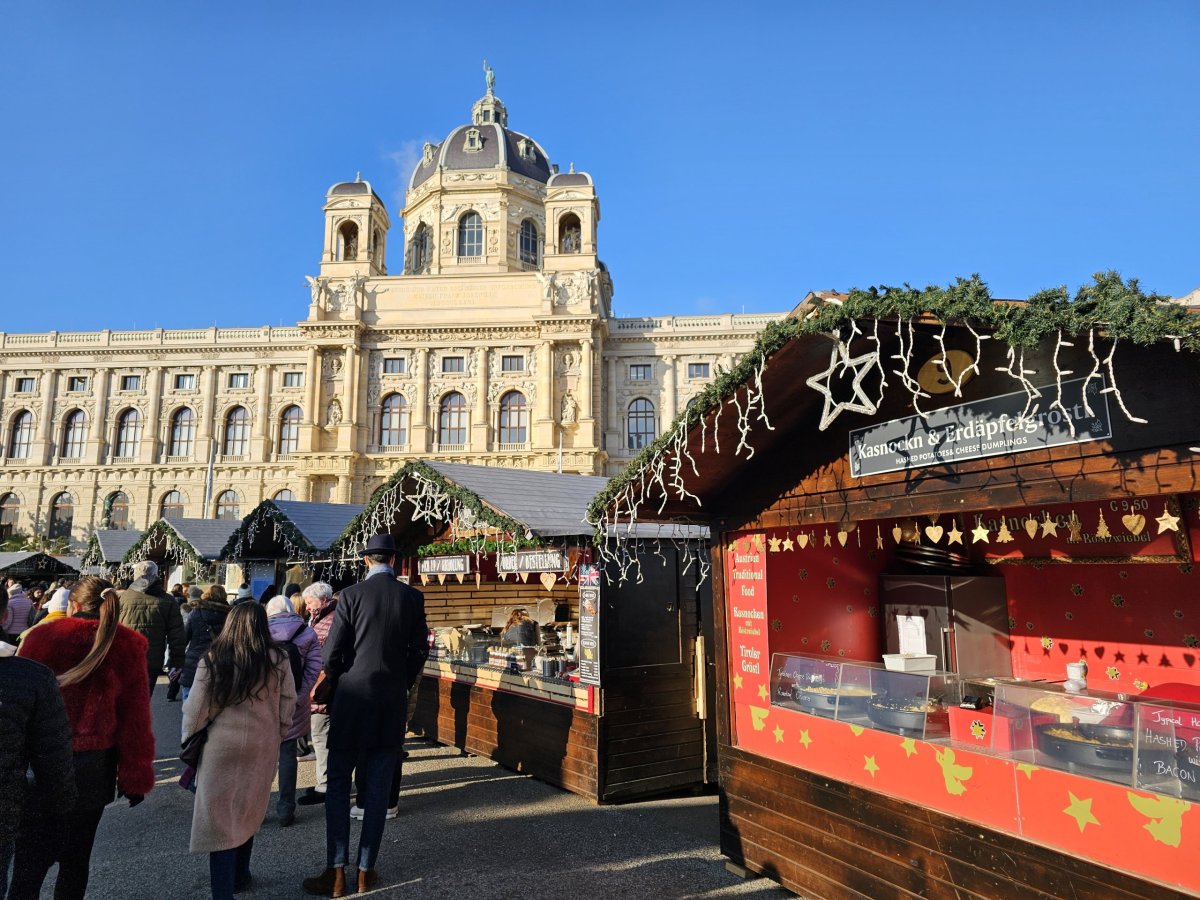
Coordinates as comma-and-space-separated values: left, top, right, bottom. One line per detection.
899, 738, 918, 758
1041, 512, 1060, 538
799, 730, 812, 749
768, 536, 782, 553
971, 518, 991, 544
773, 724, 785, 743
946, 521, 964, 546
1063, 792, 1100, 832
781, 536, 795, 552
1156, 505, 1181, 533
806, 344, 879, 432
864, 756, 880, 777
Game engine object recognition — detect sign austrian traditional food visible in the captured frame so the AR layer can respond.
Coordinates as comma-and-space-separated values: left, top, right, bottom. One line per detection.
496, 548, 566, 573
849, 377, 1113, 478
417, 554, 471, 576
577, 564, 601, 685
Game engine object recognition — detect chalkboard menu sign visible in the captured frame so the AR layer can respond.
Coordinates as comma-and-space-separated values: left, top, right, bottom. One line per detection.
1135, 702, 1200, 801
577, 564, 601, 686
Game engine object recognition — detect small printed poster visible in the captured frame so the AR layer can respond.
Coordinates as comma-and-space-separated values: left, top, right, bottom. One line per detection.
577, 564, 601, 685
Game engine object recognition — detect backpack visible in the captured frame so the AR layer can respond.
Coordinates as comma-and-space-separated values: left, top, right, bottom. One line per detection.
279, 623, 306, 691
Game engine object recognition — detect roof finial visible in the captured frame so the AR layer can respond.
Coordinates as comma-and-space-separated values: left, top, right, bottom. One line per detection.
569, 162, 575, 174
483, 58, 495, 96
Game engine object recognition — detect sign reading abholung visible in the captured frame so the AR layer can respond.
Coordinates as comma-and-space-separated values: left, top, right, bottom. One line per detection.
849, 377, 1113, 478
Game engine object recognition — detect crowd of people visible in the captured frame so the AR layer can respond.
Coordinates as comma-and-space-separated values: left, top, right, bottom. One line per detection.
0, 532, 428, 900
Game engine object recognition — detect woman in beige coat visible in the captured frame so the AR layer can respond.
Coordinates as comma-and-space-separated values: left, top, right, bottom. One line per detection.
183, 602, 296, 899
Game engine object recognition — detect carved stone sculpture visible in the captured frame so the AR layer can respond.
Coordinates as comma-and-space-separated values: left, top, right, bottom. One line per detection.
326, 399, 342, 427
560, 391, 578, 426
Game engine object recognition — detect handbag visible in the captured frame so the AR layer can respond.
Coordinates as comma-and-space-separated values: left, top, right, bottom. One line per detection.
179, 723, 210, 769
311, 669, 336, 705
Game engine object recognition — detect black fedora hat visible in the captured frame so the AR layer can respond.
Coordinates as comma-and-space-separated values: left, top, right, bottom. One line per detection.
363, 533, 397, 555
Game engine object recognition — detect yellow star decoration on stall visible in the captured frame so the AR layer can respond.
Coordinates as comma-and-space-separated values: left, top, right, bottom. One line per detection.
757, 683, 769, 701
1157, 506, 1182, 534
971, 520, 990, 543
1041, 513, 1060, 538
1016, 763, 1037, 779
1127, 792, 1189, 848
864, 756, 880, 777
946, 522, 963, 545
799, 730, 812, 749
847, 724, 864, 736
733, 674, 744, 690
1063, 792, 1100, 833
773, 724, 785, 743
899, 738, 918, 758
782, 536, 795, 552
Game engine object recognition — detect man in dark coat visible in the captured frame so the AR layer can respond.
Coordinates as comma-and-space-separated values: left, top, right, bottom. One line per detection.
303, 534, 427, 898
116, 559, 186, 695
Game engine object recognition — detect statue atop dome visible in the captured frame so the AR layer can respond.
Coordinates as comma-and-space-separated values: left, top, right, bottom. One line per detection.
483, 59, 495, 96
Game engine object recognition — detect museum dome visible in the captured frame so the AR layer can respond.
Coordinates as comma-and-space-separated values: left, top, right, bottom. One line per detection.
327, 177, 374, 197
408, 89, 553, 192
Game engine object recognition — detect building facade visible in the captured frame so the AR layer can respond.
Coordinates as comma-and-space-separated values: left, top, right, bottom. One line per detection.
0, 82, 781, 546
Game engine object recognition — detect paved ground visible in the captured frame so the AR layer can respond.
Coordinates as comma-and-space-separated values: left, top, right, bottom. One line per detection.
41, 680, 793, 899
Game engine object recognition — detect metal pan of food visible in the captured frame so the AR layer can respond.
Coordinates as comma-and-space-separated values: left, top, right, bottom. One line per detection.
792, 685, 872, 717
1035, 723, 1134, 771
868, 699, 936, 734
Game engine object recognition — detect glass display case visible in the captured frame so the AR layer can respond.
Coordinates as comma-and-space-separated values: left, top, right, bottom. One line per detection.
1133, 698, 1200, 801
991, 681, 1136, 785
771, 653, 865, 718
860, 666, 961, 740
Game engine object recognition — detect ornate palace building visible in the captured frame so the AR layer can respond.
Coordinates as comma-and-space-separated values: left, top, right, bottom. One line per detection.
0, 78, 781, 546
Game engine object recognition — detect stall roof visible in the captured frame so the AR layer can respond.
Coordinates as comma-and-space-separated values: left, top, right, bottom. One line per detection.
123, 517, 242, 566
221, 500, 365, 560
92, 530, 144, 564
0, 551, 81, 577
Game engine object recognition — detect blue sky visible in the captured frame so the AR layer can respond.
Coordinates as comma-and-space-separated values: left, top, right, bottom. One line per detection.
1, 2, 1196, 331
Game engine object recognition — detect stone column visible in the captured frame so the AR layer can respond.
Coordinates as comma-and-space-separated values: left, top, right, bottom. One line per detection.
37, 370, 59, 464
337, 473, 351, 504
196, 366, 217, 461
472, 347, 489, 451
302, 347, 319, 452
144, 367, 164, 464
255, 364, 272, 461
412, 347, 430, 452
338, 344, 356, 451
579, 339, 594, 435
91, 367, 112, 465
662, 355, 678, 426
535, 339, 555, 447
605, 355, 620, 454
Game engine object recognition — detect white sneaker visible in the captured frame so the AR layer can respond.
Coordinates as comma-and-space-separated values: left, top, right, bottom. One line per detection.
386, 805, 398, 819
350, 804, 398, 820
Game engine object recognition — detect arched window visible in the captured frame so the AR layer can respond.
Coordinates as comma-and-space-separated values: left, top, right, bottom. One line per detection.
7, 411, 33, 459
278, 405, 301, 455
0, 492, 20, 540
273, 489, 296, 502
559, 213, 582, 253
408, 223, 431, 274
215, 490, 241, 521
48, 492, 73, 540
438, 392, 467, 446
627, 398, 656, 450
169, 408, 195, 457
104, 491, 130, 530
160, 490, 185, 520
498, 391, 528, 445
519, 219, 540, 267
224, 406, 249, 457
115, 408, 142, 459
337, 221, 359, 261
379, 393, 408, 447
371, 227, 383, 262
457, 212, 483, 258
60, 410, 88, 459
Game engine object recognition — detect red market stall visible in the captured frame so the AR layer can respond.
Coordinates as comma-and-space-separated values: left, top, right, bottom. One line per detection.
588, 276, 1200, 897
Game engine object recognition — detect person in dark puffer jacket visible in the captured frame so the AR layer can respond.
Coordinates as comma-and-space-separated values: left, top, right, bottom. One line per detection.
0, 592, 76, 900
13, 576, 155, 900
180, 585, 231, 702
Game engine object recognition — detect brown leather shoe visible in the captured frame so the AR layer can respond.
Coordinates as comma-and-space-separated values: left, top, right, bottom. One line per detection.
302, 866, 351, 897
358, 869, 379, 892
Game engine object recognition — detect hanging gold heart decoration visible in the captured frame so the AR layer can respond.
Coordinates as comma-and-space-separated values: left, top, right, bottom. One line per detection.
837, 531, 849, 547
539, 572, 557, 592
1122, 513, 1146, 536
1023, 516, 1039, 539
925, 524, 944, 544
892, 524, 904, 544
798, 533, 810, 549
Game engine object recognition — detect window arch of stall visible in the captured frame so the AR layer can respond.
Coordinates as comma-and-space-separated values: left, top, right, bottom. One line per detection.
278, 405, 301, 455
160, 490, 185, 520
519, 219, 540, 267
60, 409, 88, 459
438, 391, 468, 446
7, 410, 34, 459
48, 491, 73, 540
104, 491, 130, 530
457, 212, 483, 259
273, 489, 296, 502
0, 492, 20, 541
114, 408, 142, 459
627, 398, 657, 450
214, 490, 241, 521
223, 406, 250, 457
379, 393, 408, 447
498, 391, 528, 445
169, 407, 196, 457
336, 220, 359, 261
558, 212, 582, 254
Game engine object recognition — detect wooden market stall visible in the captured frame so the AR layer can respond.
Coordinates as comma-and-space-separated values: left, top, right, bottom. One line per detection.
589, 278, 1200, 897
122, 517, 242, 586
0, 551, 80, 582
220, 499, 364, 594
329, 459, 715, 802
80, 529, 144, 577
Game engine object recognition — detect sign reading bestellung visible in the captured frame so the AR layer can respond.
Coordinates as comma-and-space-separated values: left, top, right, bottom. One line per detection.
849, 377, 1112, 478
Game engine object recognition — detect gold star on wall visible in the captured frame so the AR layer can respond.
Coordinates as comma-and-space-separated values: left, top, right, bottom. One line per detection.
773, 724, 785, 743
1040, 512, 1060, 538
972, 518, 990, 544
864, 755, 880, 777
1063, 791, 1100, 832
847, 724, 864, 736
733, 674, 744, 690
946, 522, 963, 545
799, 730, 812, 748
782, 536, 795, 552
1016, 762, 1037, 779
899, 738, 918, 758
1157, 506, 1182, 533
823, 530, 832, 547
757, 683, 769, 701
768, 536, 782, 553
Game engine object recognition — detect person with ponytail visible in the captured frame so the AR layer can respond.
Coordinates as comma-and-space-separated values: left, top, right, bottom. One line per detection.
12, 576, 155, 900
184, 601, 295, 900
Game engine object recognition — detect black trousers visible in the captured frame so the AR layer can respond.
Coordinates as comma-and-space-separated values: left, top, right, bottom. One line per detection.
8, 806, 105, 900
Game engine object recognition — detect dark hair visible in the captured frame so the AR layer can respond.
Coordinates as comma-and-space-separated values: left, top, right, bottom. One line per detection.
364, 552, 394, 565
258, 584, 277, 604
59, 576, 122, 688
204, 602, 281, 708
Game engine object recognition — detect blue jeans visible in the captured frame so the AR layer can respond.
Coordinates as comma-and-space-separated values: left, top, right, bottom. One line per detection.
208, 837, 252, 900
277, 738, 298, 818
325, 748, 397, 871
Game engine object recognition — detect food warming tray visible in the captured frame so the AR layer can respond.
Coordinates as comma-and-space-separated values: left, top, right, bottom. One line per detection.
1035, 722, 1134, 772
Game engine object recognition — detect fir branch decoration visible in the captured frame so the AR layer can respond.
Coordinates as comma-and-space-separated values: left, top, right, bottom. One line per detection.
220, 500, 320, 562
122, 519, 206, 572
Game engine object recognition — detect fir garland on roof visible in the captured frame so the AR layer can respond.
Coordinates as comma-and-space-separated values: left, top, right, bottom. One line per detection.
587, 272, 1196, 570
122, 519, 206, 571
219, 500, 320, 562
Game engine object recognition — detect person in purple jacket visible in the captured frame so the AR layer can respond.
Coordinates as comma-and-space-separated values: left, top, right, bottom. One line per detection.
3, 583, 34, 642
265, 593, 322, 828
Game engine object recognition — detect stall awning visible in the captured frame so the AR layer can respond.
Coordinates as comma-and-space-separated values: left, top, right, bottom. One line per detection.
221, 500, 364, 561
